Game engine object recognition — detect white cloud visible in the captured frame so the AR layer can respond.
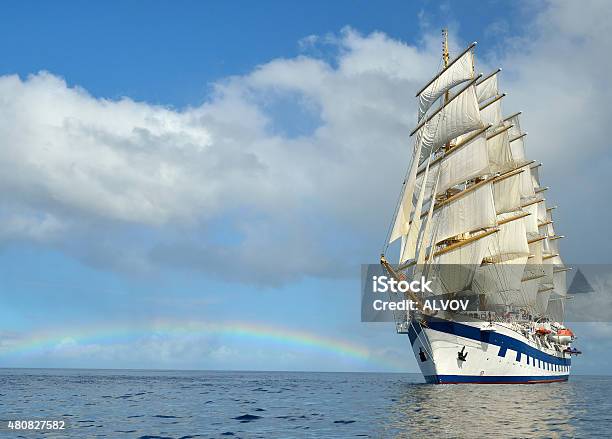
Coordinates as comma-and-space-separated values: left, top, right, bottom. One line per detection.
497, 1, 612, 262
0, 28, 441, 283
0, 211, 66, 241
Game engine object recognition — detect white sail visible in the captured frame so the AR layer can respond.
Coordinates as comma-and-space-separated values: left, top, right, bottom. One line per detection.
473, 256, 528, 306
528, 239, 544, 265
536, 288, 552, 315
436, 132, 490, 194
430, 233, 495, 293
487, 128, 514, 173
414, 167, 442, 271
518, 163, 536, 200
400, 158, 431, 263
521, 238, 546, 310
549, 235, 560, 255
418, 48, 475, 120
531, 165, 541, 189
546, 298, 565, 323
542, 256, 554, 285
432, 182, 496, 243
509, 136, 526, 162
475, 70, 499, 103
553, 258, 567, 296
549, 253, 568, 321
541, 227, 551, 253
522, 200, 544, 235
389, 136, 423, 244
486, 212, 530, 260
414, 132, 489, 201
474, 210, 531, 306
519, 275, 541, 310
506, 113, 522, 138
537, 244, 555, 317
537, 200, 548, 223
506, 114, 527, 162
493, 173, 521, 214
417, 85, 484, 159
480, 98, 502, 127
549, 254, 563, 267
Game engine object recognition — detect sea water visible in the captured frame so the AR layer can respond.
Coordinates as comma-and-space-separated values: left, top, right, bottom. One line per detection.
0, 369, 610, 438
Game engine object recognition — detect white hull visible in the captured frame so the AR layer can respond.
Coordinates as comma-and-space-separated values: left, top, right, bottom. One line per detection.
408, 314, 571, 384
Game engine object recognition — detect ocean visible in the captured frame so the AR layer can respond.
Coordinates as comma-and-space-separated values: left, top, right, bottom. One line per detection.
0, 369, 610, 438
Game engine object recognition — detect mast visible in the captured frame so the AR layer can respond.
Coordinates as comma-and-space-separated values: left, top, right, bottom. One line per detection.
442, 28, 451, 153
442, 28, 450, 92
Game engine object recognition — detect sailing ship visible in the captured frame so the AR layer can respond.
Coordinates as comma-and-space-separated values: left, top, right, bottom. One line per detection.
381, 30, 581, 384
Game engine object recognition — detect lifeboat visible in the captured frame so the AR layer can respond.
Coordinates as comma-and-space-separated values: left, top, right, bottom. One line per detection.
535, 327, 551, 336
548, 328, 574, 345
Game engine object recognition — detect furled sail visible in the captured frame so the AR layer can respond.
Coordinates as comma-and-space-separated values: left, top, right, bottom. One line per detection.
417, 44, 475, 120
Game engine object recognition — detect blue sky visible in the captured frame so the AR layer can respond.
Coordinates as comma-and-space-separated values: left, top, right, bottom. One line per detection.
0, 1, 537, 105
0, 1, 610, 373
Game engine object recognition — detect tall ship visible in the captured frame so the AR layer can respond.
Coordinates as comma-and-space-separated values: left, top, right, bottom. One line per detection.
380, 30, 581, 384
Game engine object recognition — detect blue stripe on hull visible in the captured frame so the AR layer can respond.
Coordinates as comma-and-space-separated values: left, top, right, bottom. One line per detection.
424, 374, 569, 384
422, 316, 571, 366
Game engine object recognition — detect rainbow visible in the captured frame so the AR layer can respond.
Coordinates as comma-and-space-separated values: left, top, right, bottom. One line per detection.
0, 320, 403, 370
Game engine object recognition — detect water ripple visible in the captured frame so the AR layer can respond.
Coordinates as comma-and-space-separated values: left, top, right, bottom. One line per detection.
0, 369, 609, 438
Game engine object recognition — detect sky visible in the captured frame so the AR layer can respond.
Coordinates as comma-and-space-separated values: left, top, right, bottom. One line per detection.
0, 0, 611, 373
